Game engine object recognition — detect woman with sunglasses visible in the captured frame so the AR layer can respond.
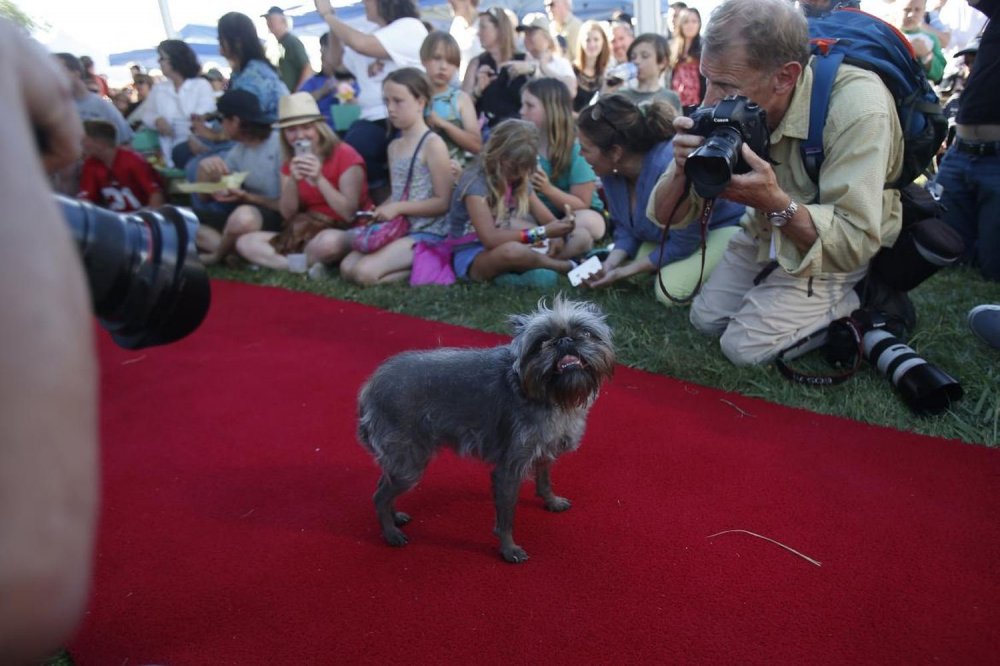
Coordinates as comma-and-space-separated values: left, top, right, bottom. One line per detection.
575, 95, 742, 305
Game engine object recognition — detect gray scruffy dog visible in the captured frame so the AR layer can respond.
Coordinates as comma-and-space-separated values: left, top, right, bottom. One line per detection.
357, 296, 615, 563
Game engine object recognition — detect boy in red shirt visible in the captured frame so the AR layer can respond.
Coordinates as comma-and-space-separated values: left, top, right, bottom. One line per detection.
78, 120, 164, 212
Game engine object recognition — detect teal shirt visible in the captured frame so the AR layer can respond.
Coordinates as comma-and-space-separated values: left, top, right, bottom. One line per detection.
538, 141, 604, 215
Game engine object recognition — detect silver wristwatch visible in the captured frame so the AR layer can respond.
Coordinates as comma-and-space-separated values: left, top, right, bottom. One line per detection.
767, 199, 798, 228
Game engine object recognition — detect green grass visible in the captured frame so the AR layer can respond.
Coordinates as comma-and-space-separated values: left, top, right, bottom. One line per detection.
211, 264, 999, 447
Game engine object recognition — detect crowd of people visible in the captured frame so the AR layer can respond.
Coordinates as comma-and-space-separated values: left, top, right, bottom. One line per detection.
3, 0, 997, 660
50, 0, 997, 348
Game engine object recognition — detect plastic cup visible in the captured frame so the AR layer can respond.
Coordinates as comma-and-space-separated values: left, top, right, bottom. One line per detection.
287, 253, 308, 273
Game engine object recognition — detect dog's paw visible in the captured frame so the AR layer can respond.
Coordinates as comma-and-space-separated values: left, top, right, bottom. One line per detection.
500, 544, 530, 563
393, 511, 411, 526
543, 496, 572, 512
382, 527, 409, 547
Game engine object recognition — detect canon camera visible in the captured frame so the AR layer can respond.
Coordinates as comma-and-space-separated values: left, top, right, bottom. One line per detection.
685, 95, 770, 199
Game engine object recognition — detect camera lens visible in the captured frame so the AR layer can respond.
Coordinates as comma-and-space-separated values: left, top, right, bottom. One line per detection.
685, 127, 743, 199
863, 329, 963, 414
59, 195, 211, 349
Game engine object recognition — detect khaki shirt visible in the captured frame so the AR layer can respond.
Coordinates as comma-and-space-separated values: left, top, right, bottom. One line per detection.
648, 60, 904, 278
553, 14, 583, 59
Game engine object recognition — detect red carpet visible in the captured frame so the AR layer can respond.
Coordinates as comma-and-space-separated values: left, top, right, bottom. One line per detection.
71, 280, 999, 664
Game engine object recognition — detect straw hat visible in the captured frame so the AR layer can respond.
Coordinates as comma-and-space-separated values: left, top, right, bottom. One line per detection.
273, 92, 324, 129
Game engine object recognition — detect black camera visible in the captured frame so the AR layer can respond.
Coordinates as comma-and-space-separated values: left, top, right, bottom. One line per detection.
825, 309, 962, 415
59, 195, 211, 349
685, 95, 771, 199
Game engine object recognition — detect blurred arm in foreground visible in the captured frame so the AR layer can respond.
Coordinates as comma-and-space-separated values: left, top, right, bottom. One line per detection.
0, 18, 98, 665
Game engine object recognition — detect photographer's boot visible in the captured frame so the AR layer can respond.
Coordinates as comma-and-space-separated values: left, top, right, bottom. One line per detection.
854, 273, 916, 336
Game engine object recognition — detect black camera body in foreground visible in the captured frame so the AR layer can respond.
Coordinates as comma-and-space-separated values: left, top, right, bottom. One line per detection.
60, 196, 211, 349
685, 95, 771, 199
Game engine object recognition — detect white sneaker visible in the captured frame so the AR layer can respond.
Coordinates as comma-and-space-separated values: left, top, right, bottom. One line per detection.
307, 263, 330, 281
968, 304, 1000, 350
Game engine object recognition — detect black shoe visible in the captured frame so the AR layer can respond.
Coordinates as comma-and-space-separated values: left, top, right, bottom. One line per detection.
854, 273, 917, 335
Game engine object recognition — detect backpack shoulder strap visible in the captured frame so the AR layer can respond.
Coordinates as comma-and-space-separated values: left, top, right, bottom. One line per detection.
802, 50, 844, 189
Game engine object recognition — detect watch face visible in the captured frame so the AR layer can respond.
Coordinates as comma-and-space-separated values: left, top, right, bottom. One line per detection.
769, 214, 788, 227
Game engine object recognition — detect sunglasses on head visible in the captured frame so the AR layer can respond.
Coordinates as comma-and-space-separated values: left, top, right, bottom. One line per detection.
586, 101, 619, 136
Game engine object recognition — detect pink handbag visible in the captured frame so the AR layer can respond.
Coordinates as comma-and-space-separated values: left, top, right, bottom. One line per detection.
351, 131, 431, 254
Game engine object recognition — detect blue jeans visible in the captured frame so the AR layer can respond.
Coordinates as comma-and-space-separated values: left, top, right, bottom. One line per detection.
183, 139, 236, 183
934, 145, 1000, 281
344, 119, 391, 190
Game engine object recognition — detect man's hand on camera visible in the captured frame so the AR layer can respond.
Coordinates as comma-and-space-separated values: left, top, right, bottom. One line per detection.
725, 143, 787, 213
670, 115, 703, 173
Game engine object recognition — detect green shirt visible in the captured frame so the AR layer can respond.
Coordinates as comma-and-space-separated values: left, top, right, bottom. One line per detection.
278, 32, 310, 92
537, 141, 604, 215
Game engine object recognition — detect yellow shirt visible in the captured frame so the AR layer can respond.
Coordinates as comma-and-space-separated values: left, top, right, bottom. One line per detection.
648, 60, 904, 278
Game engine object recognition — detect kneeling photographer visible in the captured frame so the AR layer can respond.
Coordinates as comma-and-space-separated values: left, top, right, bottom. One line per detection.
650, 0, 904, 368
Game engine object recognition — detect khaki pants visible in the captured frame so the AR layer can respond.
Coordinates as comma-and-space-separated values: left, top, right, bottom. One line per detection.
690, 230, 866, 367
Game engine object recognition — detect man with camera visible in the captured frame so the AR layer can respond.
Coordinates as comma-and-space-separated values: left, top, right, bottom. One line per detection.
650, 0, 904, 366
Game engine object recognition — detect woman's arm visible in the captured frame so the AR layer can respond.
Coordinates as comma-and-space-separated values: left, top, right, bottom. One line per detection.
279, 171, 300, 219
317, 2, 390, 60
319, 163, 365, 221
461, 55, 481, 95
466, 194, 521, 248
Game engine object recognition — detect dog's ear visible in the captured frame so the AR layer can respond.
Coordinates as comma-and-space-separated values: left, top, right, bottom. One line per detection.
508, 312, 531, 336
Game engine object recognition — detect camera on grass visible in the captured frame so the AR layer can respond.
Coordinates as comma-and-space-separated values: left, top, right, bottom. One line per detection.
825, 309, 962, 415
685, 95, 771, 199
59, 195, 211, 349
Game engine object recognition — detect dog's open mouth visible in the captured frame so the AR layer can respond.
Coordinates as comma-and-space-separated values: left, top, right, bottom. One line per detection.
556, 354, 584, 373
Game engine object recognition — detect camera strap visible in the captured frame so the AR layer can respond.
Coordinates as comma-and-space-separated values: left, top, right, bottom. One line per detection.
774, 320, 864, 386
655, 191, 713, 305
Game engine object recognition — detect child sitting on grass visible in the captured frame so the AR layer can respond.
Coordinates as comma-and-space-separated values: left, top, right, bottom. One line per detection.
78, 119, 164, 212
446, 119, 590, 286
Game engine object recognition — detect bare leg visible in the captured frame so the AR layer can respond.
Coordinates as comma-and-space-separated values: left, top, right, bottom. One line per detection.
235, 231, 288, 270
534, 460, 571, 512
341, 237, 416, 286
492, 467, 528, 563
470, 242, 575, 282
304, 228, 354, 267
554, 231, 594, 261
203, 205, 264, 265
574, 209, 606, 241
196, 226, 222, 259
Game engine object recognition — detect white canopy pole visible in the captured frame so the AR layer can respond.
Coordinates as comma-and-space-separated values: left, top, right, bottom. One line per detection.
157, 0, 178, 39
635, 0, 662, 35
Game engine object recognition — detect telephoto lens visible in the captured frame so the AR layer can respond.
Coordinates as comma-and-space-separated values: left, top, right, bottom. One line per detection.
59, 195, 211, 349
862, 328, 963, 415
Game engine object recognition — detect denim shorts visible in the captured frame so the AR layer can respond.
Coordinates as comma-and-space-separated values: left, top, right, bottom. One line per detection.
451, 241, 485, 280
408, 231, 446, 244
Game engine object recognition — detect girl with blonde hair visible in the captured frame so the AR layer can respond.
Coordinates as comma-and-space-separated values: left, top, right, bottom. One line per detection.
519, 77, 605, 242
446, 119, 590, 285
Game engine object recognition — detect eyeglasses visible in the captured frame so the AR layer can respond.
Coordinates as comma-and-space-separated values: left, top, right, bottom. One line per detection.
587, 101, 619, 136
